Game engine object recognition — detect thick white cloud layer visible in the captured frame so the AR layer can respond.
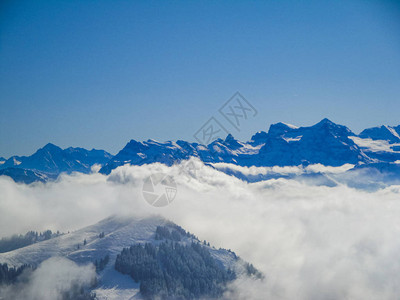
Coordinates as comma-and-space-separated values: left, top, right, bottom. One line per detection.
0, 257, 95, 300
212, 162, 355, 176
1, 158, 400, 299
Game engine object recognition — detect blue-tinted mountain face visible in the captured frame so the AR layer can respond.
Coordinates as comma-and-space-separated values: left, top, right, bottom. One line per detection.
256, 119, 370, 167
0, 143, 112, 177
0, 168, 50, 184
359, 125, 400, 143
99, 118, 383, 174
2, 119, 400, 183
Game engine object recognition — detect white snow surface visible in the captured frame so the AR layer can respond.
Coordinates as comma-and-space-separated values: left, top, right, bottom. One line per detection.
349, 136, 400, 153
281, 122, 299, 129
385, 125, 400, 140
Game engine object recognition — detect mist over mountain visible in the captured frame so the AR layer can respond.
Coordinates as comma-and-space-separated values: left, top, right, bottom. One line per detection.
0, 215, 261, 299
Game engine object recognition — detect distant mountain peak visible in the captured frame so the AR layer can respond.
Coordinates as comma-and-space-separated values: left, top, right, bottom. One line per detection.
269, 122, 298, 130
209, 138, 225, 145
223, 133, 242, 149
359, 125, 400, 143
225, 133, 234, 141
320, 117, 333, 123
309, 118, 354, 137
268, 122, 298, 137
225, 133, 241, 145
124, 139, 147, 150
277, 122, 299, 129
42, 143, 62, 151
146, 139, 161, 144
250, 131, 268, 145
312, 118, 337, 127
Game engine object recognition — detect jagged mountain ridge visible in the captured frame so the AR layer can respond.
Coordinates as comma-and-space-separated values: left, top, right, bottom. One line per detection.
0, 143, 112, 182
2, 119, 400, 183
99, 118, 400, 174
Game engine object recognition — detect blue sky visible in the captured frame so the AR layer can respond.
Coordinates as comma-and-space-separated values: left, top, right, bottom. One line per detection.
1, 0, 399, 157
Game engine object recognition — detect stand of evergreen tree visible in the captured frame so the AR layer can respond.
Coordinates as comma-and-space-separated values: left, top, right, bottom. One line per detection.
0, 230, 61, 253
245, 262, 264, 279
0, 263, 33, 285
61, 283, 96, 300
1, 263, 96, 299
94, 255, 110, 273
154, 225, 197, 242
115, 241, 236, 299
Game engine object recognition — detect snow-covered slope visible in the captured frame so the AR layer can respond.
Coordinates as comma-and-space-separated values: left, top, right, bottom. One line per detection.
0, 215, 162, 267
0, 215, 250, 299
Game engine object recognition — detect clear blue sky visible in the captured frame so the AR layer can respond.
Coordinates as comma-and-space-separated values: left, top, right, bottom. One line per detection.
1, 0, 399, 158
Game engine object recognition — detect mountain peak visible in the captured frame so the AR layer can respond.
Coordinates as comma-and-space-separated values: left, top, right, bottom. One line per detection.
118, 140, 149, 155
269, 122, 298, 129
309, 118, 355, 138
146, 139, 161, 144
223, 133, 242, 149
268, 122, 298, 137
359, 125, 400, 143
321, 117, 332, 123
126, 139, 144, 147
278, 122, 298, 129
42, 143, 62, 151
314, 118, 336, 127
224, 133, 235, 143
250, 131, 269, 145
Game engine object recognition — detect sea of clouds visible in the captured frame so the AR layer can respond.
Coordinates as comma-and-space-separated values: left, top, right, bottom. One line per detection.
1, 158, 400, 299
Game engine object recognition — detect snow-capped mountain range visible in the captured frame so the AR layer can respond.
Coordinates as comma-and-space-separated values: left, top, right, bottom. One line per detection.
0, 144, 112, 183
0, 143, 112, 174
2, 119, 400, 184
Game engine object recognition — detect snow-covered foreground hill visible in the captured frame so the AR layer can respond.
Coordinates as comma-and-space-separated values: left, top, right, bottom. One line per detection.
0, 215, 258, 299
